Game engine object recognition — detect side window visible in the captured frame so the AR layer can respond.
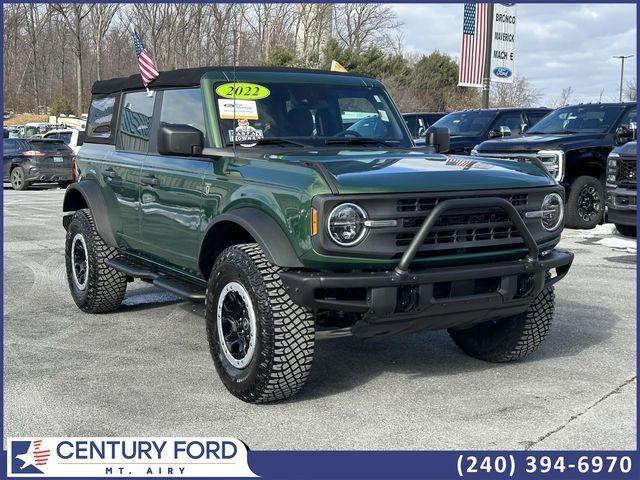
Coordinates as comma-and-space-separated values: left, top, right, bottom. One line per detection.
3, 139, 15, 153
527, 112, 548, 128
118, 91, 155, 153
493, 112, 524, 135
160, 89, 207, 144
87, 96, 117, 140
404, 116, 417, 137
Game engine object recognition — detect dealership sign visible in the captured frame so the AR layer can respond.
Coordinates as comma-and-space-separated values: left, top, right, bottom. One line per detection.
490, 3, 516, 83
8, 437, 257, 477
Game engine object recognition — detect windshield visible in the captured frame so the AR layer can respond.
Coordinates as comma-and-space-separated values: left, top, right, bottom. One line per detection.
528, 105, 625, 134
431, 111, 497, 136
214, 82, 412, 148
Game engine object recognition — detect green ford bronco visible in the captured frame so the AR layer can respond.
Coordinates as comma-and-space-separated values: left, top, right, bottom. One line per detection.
63, 67, 573, 403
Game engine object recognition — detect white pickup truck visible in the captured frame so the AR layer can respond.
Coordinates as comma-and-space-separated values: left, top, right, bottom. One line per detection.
42, 128, 85, 154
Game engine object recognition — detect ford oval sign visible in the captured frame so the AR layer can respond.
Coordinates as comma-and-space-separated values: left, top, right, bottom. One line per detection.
493, 66, 512, 78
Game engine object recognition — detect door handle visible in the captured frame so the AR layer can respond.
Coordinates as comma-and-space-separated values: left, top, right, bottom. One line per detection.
103, 168, 119, 179
140, 175, 159, 186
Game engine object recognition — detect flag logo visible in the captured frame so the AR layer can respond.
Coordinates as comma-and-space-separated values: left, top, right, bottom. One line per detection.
459, 3, 489, 87
131, 30, 159, 86
11, 439, 51, 474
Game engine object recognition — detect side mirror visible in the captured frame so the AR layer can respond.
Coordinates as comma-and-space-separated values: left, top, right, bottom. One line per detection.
521, 123, 528, 133
158, 124, 204, 156
424, 126, 449, 153
489, 126, 512, 138
615, 125, 634, 145
630, 121, 637, 141
417, 126, 426, 138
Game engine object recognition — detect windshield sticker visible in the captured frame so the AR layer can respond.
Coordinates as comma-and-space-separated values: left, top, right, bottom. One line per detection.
216, 82, 271, 100
378, 110, 389, 122
218, 99, 258, 120
229, 119, 264, 145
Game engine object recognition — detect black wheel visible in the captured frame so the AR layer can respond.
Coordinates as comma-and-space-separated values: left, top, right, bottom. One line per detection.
448, 285, 555, 362
10, 166, 28, 191
615, 223, 636, 237
565, 175, 604, 229
206, 243, 315, 403
65, 209, 127, 313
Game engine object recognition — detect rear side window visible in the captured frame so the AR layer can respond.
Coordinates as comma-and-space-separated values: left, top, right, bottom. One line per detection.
3, 139, 15, 152
160, 89, 207, 144
118, 91, 155, 153
28, 140, 72, 152
86, 95, 118, 142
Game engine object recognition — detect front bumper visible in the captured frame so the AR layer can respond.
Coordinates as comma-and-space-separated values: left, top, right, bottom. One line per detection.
280, 196, 574, 337
606, 186, 636, 226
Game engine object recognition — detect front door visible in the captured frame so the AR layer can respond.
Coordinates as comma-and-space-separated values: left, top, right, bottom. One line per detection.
139, 88, 207, 276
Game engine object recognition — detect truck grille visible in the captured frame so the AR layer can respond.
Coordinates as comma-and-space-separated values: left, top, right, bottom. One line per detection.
395, 194, 528, 256
616, 158, 637, 187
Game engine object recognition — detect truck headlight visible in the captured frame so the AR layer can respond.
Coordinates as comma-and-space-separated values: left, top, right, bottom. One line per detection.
537, 150, 564, 182
327, 203, 368, 246
541, 193, 564, 231
607, 153, 619, 184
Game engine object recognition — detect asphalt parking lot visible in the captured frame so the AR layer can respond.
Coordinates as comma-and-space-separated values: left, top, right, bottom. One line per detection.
3, 186, 637, 450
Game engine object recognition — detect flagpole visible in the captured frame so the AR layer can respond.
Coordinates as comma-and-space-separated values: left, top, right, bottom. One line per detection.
481, 3, 495, 109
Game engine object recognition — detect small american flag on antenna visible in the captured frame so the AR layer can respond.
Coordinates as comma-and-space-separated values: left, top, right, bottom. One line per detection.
131, 30, 159, 86
458, 3, 489, 87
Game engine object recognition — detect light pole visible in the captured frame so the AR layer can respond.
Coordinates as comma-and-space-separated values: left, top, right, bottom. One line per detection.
613, 55, 633, 102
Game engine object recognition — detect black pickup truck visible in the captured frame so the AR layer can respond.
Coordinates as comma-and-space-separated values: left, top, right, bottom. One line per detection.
430, 108, 551, 155
606, 141, 637, 237
473, 103, 637, 229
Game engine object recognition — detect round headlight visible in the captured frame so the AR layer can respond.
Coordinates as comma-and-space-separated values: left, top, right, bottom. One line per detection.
541, 193, 564, 231
327, 203, 367, 246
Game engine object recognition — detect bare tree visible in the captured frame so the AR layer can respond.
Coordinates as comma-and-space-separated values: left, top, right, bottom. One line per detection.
333, 4, 399, 52
550, 86, 573, 108
89, 3, 120, 80
490, 76, 542, 108
294, 4, 333, 66
51, 3, 95, 114
625, 78, 637, 101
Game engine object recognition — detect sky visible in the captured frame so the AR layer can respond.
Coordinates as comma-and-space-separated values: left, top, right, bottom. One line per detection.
390, 3, 637, 105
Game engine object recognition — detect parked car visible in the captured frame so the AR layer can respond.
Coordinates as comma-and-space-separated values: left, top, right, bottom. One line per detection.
42, 128, 85, 154
62, 66, 573, 403
19, 122, 53, 138
472, 103, 637, 229
606, 141, 637, 237
403, 112, 447, 139
3, 137, 74, 190
430, 108, 552, 154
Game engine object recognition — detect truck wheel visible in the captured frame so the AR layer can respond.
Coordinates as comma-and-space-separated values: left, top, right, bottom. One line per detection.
615, 224, 636, 237
206, 243, 315, 403
448, 285, 555, 362
10, 166, 28, 191
65, 209, 127, 313
565, 175, 604, 229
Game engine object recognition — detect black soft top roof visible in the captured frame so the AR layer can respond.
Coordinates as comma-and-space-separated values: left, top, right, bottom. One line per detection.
91, 66, 367, 95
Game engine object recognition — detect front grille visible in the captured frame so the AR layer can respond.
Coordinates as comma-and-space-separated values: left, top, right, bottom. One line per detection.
616, 158, 637, 187
394, 194, 528, 256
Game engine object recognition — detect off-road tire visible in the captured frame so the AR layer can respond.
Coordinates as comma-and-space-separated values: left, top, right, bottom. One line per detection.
206, 243, 315, 403
565, 175, 604, 229
615, 223, 636, 237
10, 166, 28, 191
65, 208, 127, 313
448, 285, 555, 362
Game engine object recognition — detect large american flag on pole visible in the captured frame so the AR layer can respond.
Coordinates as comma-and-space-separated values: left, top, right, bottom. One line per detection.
131, 30, 159, 86
458, 3, 489, 87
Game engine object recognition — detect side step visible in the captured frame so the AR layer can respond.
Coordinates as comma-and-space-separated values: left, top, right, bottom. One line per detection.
106, 257, 206, 302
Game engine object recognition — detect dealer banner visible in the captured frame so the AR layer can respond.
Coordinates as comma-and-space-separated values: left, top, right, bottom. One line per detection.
490, 3, 517, 83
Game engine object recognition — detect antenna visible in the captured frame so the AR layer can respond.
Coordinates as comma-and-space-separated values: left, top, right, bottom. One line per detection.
231, 16, 238, 151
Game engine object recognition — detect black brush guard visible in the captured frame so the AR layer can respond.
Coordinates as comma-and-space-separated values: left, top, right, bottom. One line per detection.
280, 197, 573, 337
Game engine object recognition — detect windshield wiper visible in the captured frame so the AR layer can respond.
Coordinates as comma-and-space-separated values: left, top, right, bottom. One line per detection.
243, 138, 307, 147
324, 137, 401, 147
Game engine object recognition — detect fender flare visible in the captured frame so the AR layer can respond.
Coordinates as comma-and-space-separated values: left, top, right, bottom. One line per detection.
199, 208, 304, 271
62, 180, 118, 248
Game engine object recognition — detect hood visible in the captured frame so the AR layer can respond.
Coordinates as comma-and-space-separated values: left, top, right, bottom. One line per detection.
276, 148, 554, 194
476, 132, 611, 153
613, 140, 637, 158
448, 135, 482, 152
